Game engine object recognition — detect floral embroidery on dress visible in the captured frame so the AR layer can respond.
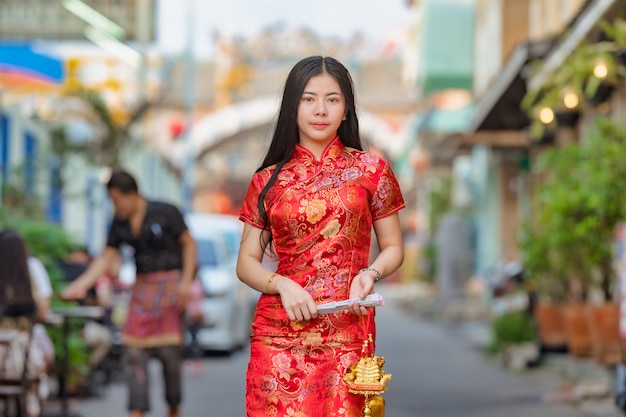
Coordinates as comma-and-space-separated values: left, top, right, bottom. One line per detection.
272, 352, 293, 373
341, 167, 362, 181
321, 219, 341, 238
299, 198, 327, 223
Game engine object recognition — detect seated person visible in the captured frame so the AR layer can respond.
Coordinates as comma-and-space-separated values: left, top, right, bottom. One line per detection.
27, 255, 56, 369
0, 230, 49, 417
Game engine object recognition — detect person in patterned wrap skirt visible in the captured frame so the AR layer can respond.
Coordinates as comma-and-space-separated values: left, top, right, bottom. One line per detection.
237, 56, 405, 417
62, 169, 197, 417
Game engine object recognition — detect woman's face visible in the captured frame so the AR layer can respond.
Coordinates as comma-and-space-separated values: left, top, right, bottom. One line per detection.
297, 72, 346, 152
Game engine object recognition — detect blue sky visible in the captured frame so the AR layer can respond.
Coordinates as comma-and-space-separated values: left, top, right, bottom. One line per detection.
157, 0, 413, 58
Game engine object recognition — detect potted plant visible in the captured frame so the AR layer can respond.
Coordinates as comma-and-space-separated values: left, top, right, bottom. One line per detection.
518, 219, 568, 351
488, 310, 539, 371
519, 117, 626, 361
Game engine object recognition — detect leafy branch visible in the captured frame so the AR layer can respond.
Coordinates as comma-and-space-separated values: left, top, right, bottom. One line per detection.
522, 18, 626, 139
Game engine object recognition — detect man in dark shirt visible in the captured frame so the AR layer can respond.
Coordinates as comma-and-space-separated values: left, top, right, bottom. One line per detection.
62, 169, 197, 417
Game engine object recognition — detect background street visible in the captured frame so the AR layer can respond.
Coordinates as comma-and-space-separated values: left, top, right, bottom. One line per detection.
71, 285, 587, 417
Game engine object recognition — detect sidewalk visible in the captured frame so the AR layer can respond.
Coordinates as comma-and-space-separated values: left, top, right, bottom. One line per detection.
389, 281, 623, 417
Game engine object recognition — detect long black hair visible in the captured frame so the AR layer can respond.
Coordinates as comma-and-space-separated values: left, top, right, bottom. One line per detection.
256, 56, 363, 241
0, 229, 34, 303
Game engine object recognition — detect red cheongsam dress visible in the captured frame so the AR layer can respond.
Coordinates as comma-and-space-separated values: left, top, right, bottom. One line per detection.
239, 136, 405, 417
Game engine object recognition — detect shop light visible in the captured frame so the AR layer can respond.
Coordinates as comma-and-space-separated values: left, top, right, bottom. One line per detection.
563, 91, 579, 109
539, 107, 555, 124
593, 60, 609, 79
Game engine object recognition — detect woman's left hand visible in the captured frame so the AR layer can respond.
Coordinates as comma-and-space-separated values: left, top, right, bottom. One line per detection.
348, 270, 376, 316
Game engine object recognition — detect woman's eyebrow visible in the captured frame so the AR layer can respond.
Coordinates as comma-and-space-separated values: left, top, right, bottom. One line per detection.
302, 91, 342, 96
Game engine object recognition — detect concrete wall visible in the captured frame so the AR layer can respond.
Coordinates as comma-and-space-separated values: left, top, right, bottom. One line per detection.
474, 0, 502, 98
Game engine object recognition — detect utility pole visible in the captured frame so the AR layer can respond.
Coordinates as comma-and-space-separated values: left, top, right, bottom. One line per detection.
182, 0, 196, 214
136, 0, 151, 99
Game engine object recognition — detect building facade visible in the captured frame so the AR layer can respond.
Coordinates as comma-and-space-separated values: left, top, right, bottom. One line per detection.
0, 0, 155, 41
403, 0, 591, 289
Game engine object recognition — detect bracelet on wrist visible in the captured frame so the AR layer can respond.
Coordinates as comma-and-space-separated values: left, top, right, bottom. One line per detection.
265, 273, 279, 294
360, 267, 381, 282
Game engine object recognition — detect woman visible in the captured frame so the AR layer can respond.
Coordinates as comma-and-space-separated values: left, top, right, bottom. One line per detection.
236, 56, 405, 417
0, 230, 48, 417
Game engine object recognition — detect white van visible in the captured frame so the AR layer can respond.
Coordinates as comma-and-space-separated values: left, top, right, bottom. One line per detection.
185, 213, 258, 353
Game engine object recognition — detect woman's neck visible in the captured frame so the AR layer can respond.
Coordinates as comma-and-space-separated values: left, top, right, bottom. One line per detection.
299, 136, 337, 161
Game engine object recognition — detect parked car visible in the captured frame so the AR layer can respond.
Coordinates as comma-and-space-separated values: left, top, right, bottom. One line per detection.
185, 213, 259, 353
186, 213, 245, 259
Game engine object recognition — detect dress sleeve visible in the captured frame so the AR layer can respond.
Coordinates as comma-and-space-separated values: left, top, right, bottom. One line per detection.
239, 171, 268, 229
371, 160, 405, 220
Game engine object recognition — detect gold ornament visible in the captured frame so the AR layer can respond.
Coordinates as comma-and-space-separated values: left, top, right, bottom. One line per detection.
344, 354, 392, 395
344, 334, 391, 417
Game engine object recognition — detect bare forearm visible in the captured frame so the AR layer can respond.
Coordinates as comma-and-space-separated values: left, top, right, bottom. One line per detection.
370, 213, 404, 281
37, 298, 51, 321
367, 244, 404, 280
77, 253, 114, 289
236, 254, 278, 294
181, 239, 197, 283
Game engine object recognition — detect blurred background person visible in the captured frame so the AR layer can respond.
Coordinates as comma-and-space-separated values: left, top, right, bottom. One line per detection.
61, 169, 197, 417
26, 251, 56, 370
0, 230, 50, 417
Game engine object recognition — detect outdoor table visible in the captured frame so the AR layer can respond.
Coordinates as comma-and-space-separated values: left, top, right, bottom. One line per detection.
0, 329, 18, 344
46, 305, 105, 417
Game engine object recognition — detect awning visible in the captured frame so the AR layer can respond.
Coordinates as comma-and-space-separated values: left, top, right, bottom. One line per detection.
423, 104, 476, 133
0, 43, 65, 89
395, 104, 476, 170
468, 39, 554, 133
527, 0, 617, 92
418, 0, 475, 96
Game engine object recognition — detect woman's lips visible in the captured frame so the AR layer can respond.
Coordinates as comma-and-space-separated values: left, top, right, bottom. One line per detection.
312, 123, 328, 129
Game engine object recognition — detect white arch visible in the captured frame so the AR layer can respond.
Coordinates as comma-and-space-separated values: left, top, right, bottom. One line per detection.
167, 95, 404, 167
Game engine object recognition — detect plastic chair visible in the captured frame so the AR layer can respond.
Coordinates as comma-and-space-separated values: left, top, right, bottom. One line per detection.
0, 302, 38, 417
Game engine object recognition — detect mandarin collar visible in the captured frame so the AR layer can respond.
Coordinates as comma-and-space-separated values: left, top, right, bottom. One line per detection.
293, 136, 343, 162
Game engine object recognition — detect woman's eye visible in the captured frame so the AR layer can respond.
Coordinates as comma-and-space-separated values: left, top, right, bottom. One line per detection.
303, 97, 313, 102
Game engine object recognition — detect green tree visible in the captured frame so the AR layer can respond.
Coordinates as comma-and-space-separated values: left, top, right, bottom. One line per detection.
55, 88, 152, 168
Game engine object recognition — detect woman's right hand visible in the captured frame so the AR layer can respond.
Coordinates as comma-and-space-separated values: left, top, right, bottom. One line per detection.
274, 276, 318, 322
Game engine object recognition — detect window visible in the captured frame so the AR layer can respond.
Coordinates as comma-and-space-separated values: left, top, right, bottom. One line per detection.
196, 239, 219, 268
